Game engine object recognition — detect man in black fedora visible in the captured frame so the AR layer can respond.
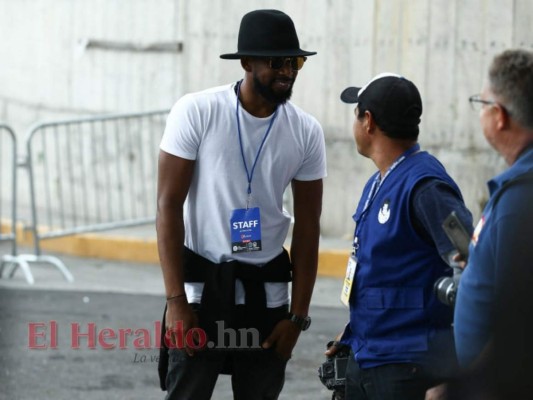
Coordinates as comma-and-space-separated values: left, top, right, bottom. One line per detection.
157, 9, 326, 399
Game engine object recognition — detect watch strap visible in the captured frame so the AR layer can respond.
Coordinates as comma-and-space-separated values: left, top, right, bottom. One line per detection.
287, 312, 311, 331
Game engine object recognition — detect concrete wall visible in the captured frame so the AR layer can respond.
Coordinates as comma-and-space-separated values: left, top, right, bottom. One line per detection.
1, 0, 532, 238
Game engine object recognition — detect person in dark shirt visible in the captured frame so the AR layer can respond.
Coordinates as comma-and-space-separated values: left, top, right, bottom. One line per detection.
427, 49, 533, 400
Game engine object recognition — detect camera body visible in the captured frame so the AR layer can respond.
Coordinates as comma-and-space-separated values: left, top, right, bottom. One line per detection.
318, 342, 351, 398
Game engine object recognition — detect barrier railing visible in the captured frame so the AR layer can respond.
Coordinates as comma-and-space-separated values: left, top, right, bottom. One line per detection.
0, 124, 37, 283
0, 124, 18, 263
0, 124, 17, 251
18, 109, 168, 281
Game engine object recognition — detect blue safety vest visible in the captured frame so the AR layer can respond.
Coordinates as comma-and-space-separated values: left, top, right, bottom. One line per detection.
346, 151, 459, 368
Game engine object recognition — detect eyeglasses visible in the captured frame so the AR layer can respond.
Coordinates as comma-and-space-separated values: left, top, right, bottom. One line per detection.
468, 94, 496, 112
468, 94, 511, 115
266, 56, 307, 71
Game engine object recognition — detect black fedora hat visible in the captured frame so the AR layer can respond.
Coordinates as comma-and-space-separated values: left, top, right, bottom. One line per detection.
220, 9, 317, 59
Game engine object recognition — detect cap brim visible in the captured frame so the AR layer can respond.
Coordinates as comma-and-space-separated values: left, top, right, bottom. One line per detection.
340, 87, 362, 103
220, 49, 317, 59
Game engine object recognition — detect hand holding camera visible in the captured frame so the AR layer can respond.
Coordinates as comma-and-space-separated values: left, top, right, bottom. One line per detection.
318, 340, 351, 400
434, 211, 471, 307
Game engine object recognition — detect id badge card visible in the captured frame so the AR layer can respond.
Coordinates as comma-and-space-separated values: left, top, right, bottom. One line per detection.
340, 255, 357, 307
230, 207, 262, 253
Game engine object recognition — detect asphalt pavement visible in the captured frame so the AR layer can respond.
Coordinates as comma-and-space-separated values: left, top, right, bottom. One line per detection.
0, 246, 348, 400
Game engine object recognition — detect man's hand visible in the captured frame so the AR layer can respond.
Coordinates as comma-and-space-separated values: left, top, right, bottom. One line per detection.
165, 298, 201, 356
452, 253, 467, 269
324, 332, 344, 357
262, 319, 301, 361
425, 383, 448, 400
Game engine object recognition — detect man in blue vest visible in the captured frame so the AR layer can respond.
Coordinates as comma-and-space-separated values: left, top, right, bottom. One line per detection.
327, 73, 473, 400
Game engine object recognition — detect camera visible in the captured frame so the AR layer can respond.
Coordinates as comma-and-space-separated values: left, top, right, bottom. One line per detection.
434, 211, 470, 307
318, 341, 351, 400
434, 266, 462, 306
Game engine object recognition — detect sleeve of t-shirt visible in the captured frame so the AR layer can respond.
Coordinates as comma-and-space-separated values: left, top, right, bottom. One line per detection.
412, 179, 474, 258
293, 117, 327, 181
159, 94, 202, 160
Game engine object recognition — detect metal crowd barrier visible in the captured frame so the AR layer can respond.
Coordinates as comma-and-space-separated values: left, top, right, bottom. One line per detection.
0, 124, 18, 272
0, 124, 37, 283
17, 109, 168, 282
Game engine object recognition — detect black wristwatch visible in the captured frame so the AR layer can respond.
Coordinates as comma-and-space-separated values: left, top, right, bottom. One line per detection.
287, 313, 311, 331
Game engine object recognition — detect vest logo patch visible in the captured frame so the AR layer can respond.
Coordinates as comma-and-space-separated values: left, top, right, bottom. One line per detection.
378, 199, 391, 224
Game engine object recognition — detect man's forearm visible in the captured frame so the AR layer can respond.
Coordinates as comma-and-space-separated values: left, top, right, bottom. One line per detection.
289, 221, 320, 316
289, 179, 323, 317
156, 152, 196, 298
156, 208, 186, 298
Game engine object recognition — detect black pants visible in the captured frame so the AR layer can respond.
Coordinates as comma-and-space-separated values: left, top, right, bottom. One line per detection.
164, 305, 288, 400
344, 351, 436, 400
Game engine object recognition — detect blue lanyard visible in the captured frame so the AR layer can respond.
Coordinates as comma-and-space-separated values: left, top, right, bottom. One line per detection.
352, 143, 420, 254
235, 81, 278, 208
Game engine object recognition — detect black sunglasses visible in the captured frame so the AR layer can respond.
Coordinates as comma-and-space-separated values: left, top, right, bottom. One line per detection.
266, 56, 307, 71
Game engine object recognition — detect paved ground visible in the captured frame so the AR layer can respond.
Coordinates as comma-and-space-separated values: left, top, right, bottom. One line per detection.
0, 246, 348, 400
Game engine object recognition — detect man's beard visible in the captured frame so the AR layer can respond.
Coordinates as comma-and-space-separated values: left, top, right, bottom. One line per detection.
253, 74, 293, 105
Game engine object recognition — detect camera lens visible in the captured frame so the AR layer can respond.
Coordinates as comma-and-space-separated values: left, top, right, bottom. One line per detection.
324, 364, 334, 375
434, 276, 457, 306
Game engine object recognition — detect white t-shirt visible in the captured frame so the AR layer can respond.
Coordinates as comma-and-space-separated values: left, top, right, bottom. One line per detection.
160, 82, 327, 307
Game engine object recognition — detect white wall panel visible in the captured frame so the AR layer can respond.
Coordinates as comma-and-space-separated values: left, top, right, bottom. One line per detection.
0, 0, 532, 236
424, 0, 457, 147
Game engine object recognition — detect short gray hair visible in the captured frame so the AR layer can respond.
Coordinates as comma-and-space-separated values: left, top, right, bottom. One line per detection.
489, 49, 533, 130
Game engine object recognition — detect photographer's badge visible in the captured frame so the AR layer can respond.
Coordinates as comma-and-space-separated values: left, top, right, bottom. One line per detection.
340, 256, 357, 307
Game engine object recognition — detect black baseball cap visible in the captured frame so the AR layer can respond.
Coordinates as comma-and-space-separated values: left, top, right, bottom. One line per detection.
340, 73, 423, 138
